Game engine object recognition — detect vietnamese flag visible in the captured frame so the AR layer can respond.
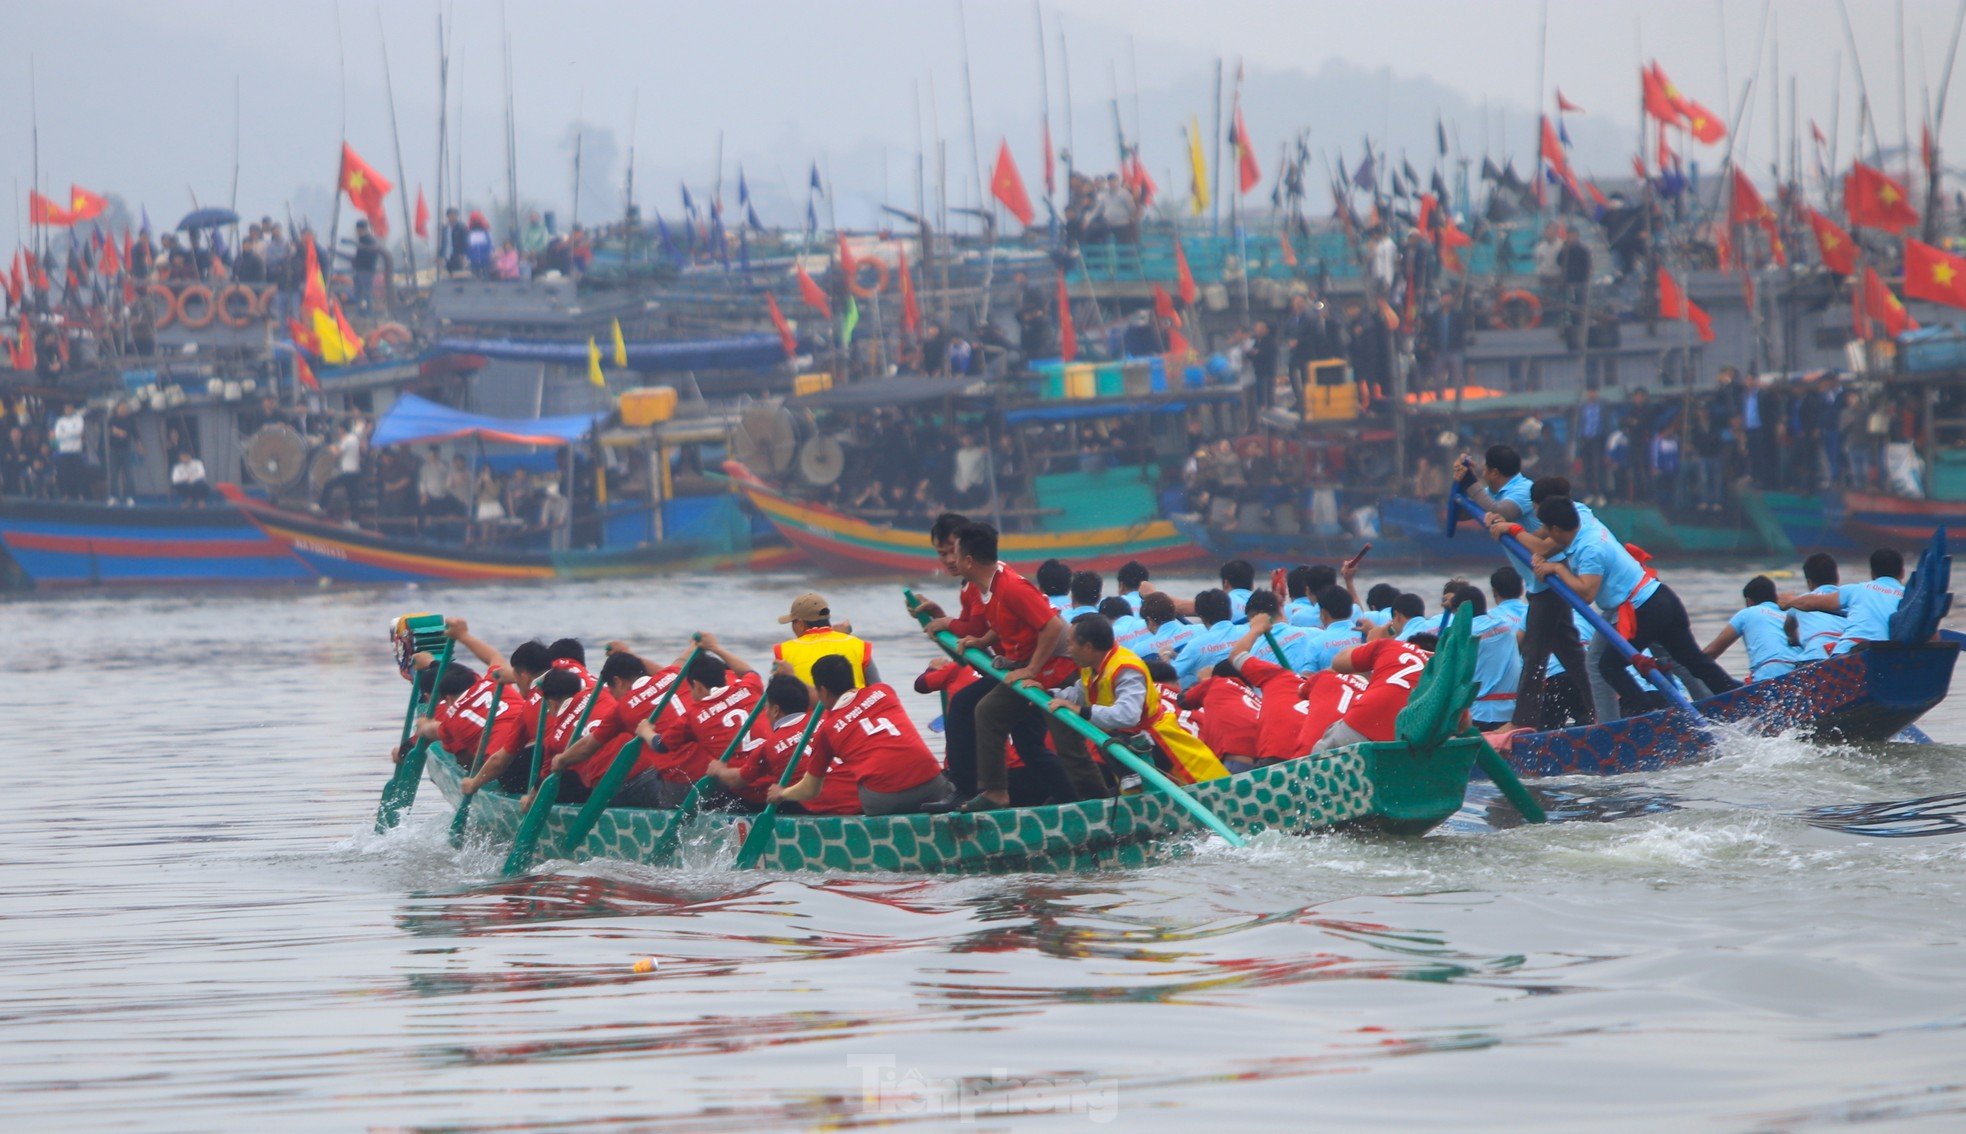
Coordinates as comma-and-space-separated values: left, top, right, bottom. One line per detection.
1728, 169, 1772, 226
1152, 283, 1182, 328
1556, 89, 1586, 114
99, 233, 122, 277
8, 252, 21, 302
1805, 208, 1857, 274
1539, 116, 1578, 198
28, 191, 72, 227
1658, 268, 1715, 342
1173, 239, 1199, 307
794, 262, 832, 318
989, 138, 1035, 227
338, 142, 393, 237
414, 187, 430, 239
765, 291, 797, 358
1863, 266, 1919, 335
1905, 238, 1966, 309
294, 349, 320, 391
1643, 62, 1685, 126
1055, 270, 1076, 362
1231, 104, 1261, 195
1845, 162, 1919, 233
836, 232, 857, 288
1677, 100, 1727, 145
16, 316, 36, 370
896, 245, 921, 335
1042, 122, 1056, 197
1439, 218, 1474, 272
67, 186, 107, 224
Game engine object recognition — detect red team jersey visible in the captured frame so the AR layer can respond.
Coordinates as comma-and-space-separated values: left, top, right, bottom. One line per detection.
1297, 670, 1369, 751
583, 667, 693, 783
1179, 676, 1263, 759
734, 711, 861, 814
1338, 639, 1432, 742
945, 565, 1076, 687
436, 673, 533, 760
655, 671, 764, 782
808, 683, 944, 794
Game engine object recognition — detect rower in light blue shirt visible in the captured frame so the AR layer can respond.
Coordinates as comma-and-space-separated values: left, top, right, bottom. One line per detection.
1781, 552, 1850, 660
1456, 443, 1535, 521
1706, 576, 1805, 681
1295, 585, 1370, 672
1115, 560, 1151, 615
1099, 597, 1157, 659
1784, 549, 1906, 655
1241, 592, 1318, 670
1218, 559, 1257, 623
1443, 588, 1522, 728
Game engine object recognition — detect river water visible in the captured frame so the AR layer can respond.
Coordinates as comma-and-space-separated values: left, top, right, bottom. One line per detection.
5, 566, 1964, 1131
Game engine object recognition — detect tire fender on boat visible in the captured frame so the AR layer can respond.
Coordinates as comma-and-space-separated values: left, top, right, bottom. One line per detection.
846, 258, 888, 299
176, 284, 217, 329
144, 283, 177, 328
1492, 289, 1542, 330
370, 322, 412, 348
215, 284, 258, 327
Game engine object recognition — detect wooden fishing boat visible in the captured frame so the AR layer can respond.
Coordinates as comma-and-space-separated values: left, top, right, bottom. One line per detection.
731, 463, 1203, 576
1839, 490, 1966, 548
0, 496, 312, 589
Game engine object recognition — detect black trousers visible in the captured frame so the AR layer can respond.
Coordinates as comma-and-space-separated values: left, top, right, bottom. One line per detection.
942, 674, 1079, 803
1597, 583, 1741, 704
1513, 589, 1595, 730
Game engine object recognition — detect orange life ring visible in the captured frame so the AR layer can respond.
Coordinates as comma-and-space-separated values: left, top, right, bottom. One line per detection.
254, 285, 278, 317
1492, 289, 1541, 330
215, 284, 257, 327
370, 322, 412, 348
144, 283, 177, 327
175, 284, 217, 329
846, 258, 888, 299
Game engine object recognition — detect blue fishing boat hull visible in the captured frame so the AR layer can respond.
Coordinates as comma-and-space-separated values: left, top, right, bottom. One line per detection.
1500, 642, 1960, 778
0, 497, 313, 588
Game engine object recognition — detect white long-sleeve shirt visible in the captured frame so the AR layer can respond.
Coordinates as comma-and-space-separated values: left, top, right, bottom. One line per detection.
1054, 667, 1147, 732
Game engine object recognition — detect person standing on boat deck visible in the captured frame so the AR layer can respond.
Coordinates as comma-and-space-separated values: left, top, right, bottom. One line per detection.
1036, 558, 1074, 612
1488, 503, 1594, 730
1060, 570, 1104, 623
1527, 497, 1742, 703
773, 592, 878, 687
919, 523, 1085, 812
1779, 553, 1853, 660
1455, 444, 1535, 521
718, 676, 861, 813
1140, 592, 1196, 662
1445, 585, 1522, 732
547, 649, 693, 802
1705, 576, 1808, 683
349, 220, 380, 314
1050, 615, 1224, 789
771, 656, 954, 816
1116, 560, 1151, 612
1317, 635, 1434, 751
631, 635, 762, 806
1783, 549, 1906, 655
1170, 589, 1243, 690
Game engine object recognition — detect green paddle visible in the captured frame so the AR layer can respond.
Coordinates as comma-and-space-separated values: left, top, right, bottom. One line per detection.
904, 589, 1247, 848
731, 706, 827, 870
1261, 627, 1294, 671
448, 680, 506, 848
500, 678, 608, 877
646, 694, 770, 865
1469, 732, 1548, 823
553, 642, 705, 858
374, 639, 456, 833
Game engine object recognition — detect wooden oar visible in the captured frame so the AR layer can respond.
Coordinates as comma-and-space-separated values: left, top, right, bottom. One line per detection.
645, 695, 770, 866
1448, 487, 1704, 718
553, 642, 705, 858
731, 706, 827, 870
904, 589, 1247, 848
448, 680, 507, 848
500, 678, 608, 877
1467, 731, 1548, 823
374, 639, 456, 833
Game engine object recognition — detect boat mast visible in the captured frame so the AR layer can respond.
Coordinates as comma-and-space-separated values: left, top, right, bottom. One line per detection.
379, 11, 421, 287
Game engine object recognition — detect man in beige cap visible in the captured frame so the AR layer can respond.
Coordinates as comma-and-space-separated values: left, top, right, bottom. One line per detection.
773, 591, 879, 687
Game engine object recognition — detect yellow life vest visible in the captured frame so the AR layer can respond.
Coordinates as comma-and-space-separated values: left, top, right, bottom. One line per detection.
774, 627, 870, 686
1080, 646, 1229, 783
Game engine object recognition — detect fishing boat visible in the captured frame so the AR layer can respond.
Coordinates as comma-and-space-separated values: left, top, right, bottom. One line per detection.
0, 497, 312, 588
1495, 530, 1957, 777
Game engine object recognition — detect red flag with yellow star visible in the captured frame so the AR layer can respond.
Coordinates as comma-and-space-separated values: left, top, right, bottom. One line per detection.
66, 186, 107, 224
1863, 266, 1919, 335
1658, 268, 1715, 342
338, 142, 393, 237
990, 139, 1035, 227
1845, 162, 1919, 233
1905, 239, 1966, 309
1805, 208, 1856, 275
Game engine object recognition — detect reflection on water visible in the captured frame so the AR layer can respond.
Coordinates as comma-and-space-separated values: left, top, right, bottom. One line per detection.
4, 571, 1965, 1130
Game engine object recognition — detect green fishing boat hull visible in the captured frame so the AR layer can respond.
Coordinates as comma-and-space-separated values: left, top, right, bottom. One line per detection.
424, 736, 1478, 874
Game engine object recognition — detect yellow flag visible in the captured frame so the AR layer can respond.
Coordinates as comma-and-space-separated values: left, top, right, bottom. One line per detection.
587, 337, 606, 388
610, 318, 628, 367
313, 308, 353, 365
1187, 117, 1210, 216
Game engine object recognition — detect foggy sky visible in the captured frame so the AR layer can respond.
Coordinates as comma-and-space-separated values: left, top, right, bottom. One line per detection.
0, 0, 1957, 241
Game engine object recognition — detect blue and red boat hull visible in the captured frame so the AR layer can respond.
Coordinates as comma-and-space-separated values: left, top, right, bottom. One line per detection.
0, 498, 312, 588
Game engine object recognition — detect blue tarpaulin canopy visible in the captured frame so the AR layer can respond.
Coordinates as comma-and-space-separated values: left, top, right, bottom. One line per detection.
432, 333, 788, 374
371, 393, 603, 448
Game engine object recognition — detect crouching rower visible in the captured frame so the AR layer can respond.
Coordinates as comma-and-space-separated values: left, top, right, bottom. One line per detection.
1046, 614, 1228, 786
543, 648, 694, 808
771, 655, 956, 816
713, 675, 862, 814
1224, 613, 1368, 770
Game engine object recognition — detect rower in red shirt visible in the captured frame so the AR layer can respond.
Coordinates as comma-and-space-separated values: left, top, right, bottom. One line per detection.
1318, 636, 1434, 750
634, 633, 763, 801
716, 674, 862, 814
772, 655, 954, 816
916, 522, 1093, 811
546, 647, 695, 807
424, 619, 555, 797
1178, 663, 1264, 769
1224, 613, 1369, 764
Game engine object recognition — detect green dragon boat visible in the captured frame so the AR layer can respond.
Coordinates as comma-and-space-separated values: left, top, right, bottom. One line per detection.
416, 608, 1492, 874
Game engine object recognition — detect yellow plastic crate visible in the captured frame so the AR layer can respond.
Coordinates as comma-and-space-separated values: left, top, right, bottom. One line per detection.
794, 372, 834, 397
1065, 363, 1097, 399
619, 385, 679, 426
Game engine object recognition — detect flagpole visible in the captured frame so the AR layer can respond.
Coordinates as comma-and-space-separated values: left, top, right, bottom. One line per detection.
434, 8, 447, 241
326, 0, 347, 287
379, 11, 421, 296
1532, 0, 1548, 212
1211, 58, 1223, 236
1837, 0, 1885, 161
1898, 0, 1912, 187
1032, 0, 1052, 223
955, 0, 986, 237
1059, 20, 1075, 190
1922, 0, 1966, 240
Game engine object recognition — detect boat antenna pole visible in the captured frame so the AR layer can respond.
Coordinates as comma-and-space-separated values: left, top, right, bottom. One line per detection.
1033, 0, 1053, 226
326, 0, 347, 280
501, 0, 520, 241
624, 87, 639, 223
1838, 0, 1886, 162
1922, 0, 1966, 240
572, 90, 586, 230
956, 0, 986, 239
379, 10, 420, 293
434, 7, 447, 232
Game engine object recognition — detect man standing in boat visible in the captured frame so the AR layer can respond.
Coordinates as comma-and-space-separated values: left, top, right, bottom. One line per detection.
1048, 614, 1224, 787
773, 592, 878, 687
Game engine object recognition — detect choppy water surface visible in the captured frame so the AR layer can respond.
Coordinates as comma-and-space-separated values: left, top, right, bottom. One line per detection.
5, 568, 1965, 1131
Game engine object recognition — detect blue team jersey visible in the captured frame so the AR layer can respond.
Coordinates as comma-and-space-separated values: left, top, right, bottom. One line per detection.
1399, 613, 1443, 642
1469, 611, 1523, 723
1146, 621, 1198, 662
1121, 591, 1144, 613
1301, 622, 1368, 672
1728, 602, 1803, 680
1792, 584, 1847, 658
1284, 597, 1322, 627
1171, 621, 1244, 688
1251, 622, 1317, 671
1225, 587, 1253, 622
1525, 501, 1605, 595
1833, 577, 1905, 653
1047, 594, 1072, 612
1060, 604, 1100, 624
1568, 527, 1660, 613
1494, 472, 1535, 518
1492, 597, 1529, 632
1111, 613, 1155, 657
1358, 609, 1393, 627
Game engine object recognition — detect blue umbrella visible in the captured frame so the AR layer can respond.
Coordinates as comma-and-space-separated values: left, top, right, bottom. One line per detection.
177, 207, 240, 231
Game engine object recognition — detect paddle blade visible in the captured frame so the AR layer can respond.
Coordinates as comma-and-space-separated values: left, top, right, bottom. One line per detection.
500, 773, 563, 876
448, 793, 474, 848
